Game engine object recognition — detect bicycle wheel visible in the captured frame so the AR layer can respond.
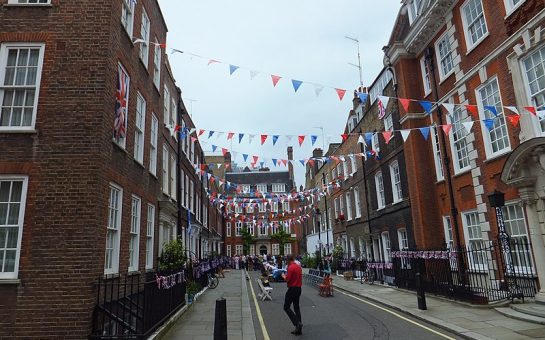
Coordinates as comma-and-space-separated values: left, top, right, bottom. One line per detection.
208, 276, 219, 289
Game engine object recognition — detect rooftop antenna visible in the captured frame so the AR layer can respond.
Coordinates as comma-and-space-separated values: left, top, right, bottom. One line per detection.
183, 98, 198, 117
345, 36, 364, 89
313, 126, 326, 152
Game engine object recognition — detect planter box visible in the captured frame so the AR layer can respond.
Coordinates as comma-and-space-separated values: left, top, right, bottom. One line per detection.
343, 271, 353, 280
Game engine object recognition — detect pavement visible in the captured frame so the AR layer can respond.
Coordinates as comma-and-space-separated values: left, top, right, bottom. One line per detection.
161, 269, 255, 340
329, 270, 545, 340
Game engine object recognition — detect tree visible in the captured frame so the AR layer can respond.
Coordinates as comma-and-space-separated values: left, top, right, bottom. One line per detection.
240, 227, 255, 255
271, 229, 294, 256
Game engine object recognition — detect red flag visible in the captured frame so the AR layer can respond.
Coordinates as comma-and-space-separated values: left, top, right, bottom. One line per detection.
465, 105, 479, 119
261, 134, 268, 145
159, 43, 167, 49
198, 129, 205, 137
308, 159, 315, 166
207, 59, 219, 66
442, 124, 453, 135
507, 114, 521, 127
221, 148, 228, 156
335, 88, 346, 101
298, 135, 305, 146
271, 75, 282, 87
399, 98, 411, 112
190, 137, 197, 143
341, 134, 348, 141
227, 132, 235, 140
174, 125, 181, 132
253, 155, 259, 164
382, 131, 393, 144
524, 106, 537, 116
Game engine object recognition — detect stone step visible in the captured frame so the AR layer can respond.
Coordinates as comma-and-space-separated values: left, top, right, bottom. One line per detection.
512, 303, 545, 319
495, 307, 545, 325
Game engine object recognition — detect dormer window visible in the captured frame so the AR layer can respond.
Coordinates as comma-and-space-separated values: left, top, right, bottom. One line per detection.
408, 0, 422, 25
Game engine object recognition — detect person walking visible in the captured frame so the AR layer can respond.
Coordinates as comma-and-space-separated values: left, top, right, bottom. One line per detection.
281, 254, 303, 335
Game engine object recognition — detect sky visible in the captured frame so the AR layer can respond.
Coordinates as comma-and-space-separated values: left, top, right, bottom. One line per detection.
158, 0, 401, 188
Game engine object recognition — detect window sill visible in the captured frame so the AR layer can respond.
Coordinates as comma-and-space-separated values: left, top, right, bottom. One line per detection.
121, 24, 135, 47
0, 279, 21, 285
149, 171, 158, 180
465, 32, 489, 56
484, 149, 511, 163
438, 70, 455, 85
0, 128, 37, 134
103, 272, 120, 279
134, 158, 145, 168
453, 168, 471, 178
4, 3, 53, 7
392, 199, 403, 205
128, 270, 140, 276
504, 1, 526, 19
113, 140, 128, 154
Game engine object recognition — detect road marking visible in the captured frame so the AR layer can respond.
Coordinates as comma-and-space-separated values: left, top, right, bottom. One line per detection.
248, 278, 271, 340
339, 291, 456, 340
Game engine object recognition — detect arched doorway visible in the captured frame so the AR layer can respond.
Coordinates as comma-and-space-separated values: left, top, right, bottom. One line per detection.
259, 245, 267, 255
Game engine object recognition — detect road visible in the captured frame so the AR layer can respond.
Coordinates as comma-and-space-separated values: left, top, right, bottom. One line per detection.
247, 271, 460, 340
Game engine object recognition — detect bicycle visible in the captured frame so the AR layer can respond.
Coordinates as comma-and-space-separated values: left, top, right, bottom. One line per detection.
207, 272, 219, 289
360, 267, 375, 285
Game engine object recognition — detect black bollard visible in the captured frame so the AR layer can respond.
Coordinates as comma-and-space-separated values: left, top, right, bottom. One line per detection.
214, 298, 227, 340
415, 272, 427, 310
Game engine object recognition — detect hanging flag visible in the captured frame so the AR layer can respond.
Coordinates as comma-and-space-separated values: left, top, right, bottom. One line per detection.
357, 92, 368, 103
335, 88, 346, 101
298, 135, 305, 146
357, 135, 365, 144
314, 85, 324, 97
227, 132, 235, 140
364, 132, 373, 145
382, 131, 393, 144
261, 135, 268, 145
484, 105, 498, 116
483, 119, 495, 131
208, 131, 215, 139
507, 114, 521, 127
400, 130, 411, 142
299, 159, 306, 166
271, 75, 282, 87
243, 154, 249, 162
198, 129, 205, 137
272, 135, 279, 145
292, 79, 303, 93
311, 135, 318, 146
378, 96, 389, 119
238, 133, 244, 143
442, 103, 455, 115
465, 105, 479, 119
187, 209, 192, 235
248, 134, 255, 144
419, 100, 433, 114
190, 137, 197, 143
207, 59, 220, 66
229, 65, 239, 75
250, 70, 259, 80
419, 127, 430, 140
211, 145, 218, 152
441, 124, 453, 135
462, 121, 474, 134
505, 106, 519, 115
399, 98, 411, 112
272, 159, 278, 166
221, 148, 228, 156
341, 134, 348, 142
524, 106, 537, 116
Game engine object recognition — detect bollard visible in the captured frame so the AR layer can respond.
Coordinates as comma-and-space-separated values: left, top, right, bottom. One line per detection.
214, 298, 227, 340
415, 272, 427, 310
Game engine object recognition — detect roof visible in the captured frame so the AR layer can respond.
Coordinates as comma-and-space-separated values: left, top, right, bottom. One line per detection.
225, 170, 292, 187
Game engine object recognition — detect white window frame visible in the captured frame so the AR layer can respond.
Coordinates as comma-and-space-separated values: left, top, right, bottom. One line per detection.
235, 222, 243, 236
434, 31, 455, 82
272, 244, 280, 256
345, 192, 352, 221
7, 0, 51, 4
235, 245, 243, 255
226, 222, 232, 237
462, 211, 488, 271
504, 0, 526, 17
443, 216, 454, 250
0, 43, 45, 132
354, 188, 361, 218
121, 0, 135, 38
282, 201, 290, 212
139, 8, 150, 67
190, 180, 194, 213
149, 114, 158, 175
272, 183, 285, 193
242, 185, 250, 194
163, 87, 170, 126
420, 56, 432, 96
246, 204, 254, 214
407, 0, 422, 25
350, 155, 357, 175
134, 92, 146, 164
389, 161, 402, 203
153, 37, 161, 90
384, 114, 394, 132
337, 163, 343, 179
170, 154, 176, 201
460, 0, 489, 53
259, 222, 268, 236
129, 195, 141, 272
431, 123, 445, 181
447, 107, 471, 174
162, 145, 169, 195
284, 243, 292, 256
381, 231, 391, 263
257, 184, 267, 193
146, 204, 155, 270
372, 133, 380, 153
271, 201, 278, 213
184, 174, 189, 208
259, 203, 266, 213
105, 183, 123, 275
235, 205, 243, 214
227, 244, 232, 257
0, 176, 28, 279
521, 45, 545, 136
375, 172, 385, 210
503, 202, 534, 274
397, 228, 411, 269
170, 97, 177, 131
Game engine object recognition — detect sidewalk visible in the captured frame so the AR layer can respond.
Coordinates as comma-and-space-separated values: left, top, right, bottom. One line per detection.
161, 270, 256, 340
328, 272, 545, 340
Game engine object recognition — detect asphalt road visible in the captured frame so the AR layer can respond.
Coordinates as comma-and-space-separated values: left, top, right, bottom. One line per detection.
247, 271, 460, 340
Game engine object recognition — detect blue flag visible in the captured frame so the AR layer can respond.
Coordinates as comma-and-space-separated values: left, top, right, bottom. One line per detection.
311, 135, 318, 146
243, 154, 249, 162
483, 119, 495, 131
238, 133, 244, 143
272, 159, 278, 166
484, 105, 498, 116
419, 127, 431, 140
365, 132, 373, 145
292, 79, 303, 92
357, 92, 368, 103
419, 101, 433, 114
229, 65, 239, 75
272, 135, 279, 145
211, 145, 217, 152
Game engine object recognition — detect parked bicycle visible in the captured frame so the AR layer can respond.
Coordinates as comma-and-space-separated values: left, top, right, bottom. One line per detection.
361, 267, 375, 285
207, 271, 219, 289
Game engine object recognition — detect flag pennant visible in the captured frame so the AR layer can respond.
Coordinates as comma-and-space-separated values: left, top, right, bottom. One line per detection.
441, 124, 453, 135
399, 98, 411, 112
419, 127, 430, 140
465, 105, 479, 120
299, 159, 306, 166
364, 132, 373, 145
259, 161, 265, 168
335, 88, 347, 101
291, 79, 303, 92
378, 96, 390, 119
285, 135, 293, 142
314, 85, 324, 97
207, 59, 220, 66
229, 65, 239, 75
419, 100, 433, 114
211, 145, 218, 152
252, 156, 259, 164
357, 135, 365, 144
190, 137, 197, 143
250, 70, 259, 80
357, 92, 368, 103
400, 129, 411, 142
208, 131, 214, 139
272, 159, 278, 166
271, 75, 282, 87
484, 105, 498, 116
382, 130, 393, 144
524, 106, 537, 116
198, 129, 205, 137
505, 106, 519, 115
298, 135, 305, 146
260, 135, 268, 145
311, 135, 318, 146
507, 114, 521, 127
221, 148, 228, 156
483, 119, 495, 131
227, 132, 235, 140
238, 133, 244, 143
243, 154, 249, 162
272, 135, 279, 145
442, 103, 455, 115
341, 134, 348, 142
248, 134, 255, 144
462, 121, 474, 134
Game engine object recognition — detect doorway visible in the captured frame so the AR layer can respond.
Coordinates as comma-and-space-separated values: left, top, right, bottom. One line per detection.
259, 245, 267, 255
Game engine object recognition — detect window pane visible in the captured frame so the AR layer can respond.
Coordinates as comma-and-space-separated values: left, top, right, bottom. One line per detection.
7, 203, 20, 225
4, 250, 16, 272
6, 227, 18, 248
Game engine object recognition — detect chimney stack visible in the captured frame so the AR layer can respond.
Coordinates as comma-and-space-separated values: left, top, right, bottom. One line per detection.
224, 152, 232, 171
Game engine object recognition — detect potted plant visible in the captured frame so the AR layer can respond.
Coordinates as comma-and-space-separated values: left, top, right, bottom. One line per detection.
186, 281, 201, 304
158, 239, 187, 273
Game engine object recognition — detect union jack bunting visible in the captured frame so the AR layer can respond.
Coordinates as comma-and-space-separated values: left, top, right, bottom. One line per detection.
377, 97, 386, 119
114, 65, 130, 143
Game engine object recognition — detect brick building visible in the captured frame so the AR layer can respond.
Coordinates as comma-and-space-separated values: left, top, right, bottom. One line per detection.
0, 0, 219, 337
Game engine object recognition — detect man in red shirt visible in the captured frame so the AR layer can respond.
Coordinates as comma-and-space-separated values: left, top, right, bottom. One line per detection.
282, 254, 303, 335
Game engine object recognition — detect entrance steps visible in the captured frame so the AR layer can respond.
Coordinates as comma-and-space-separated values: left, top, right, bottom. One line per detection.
495, 302, 545, 325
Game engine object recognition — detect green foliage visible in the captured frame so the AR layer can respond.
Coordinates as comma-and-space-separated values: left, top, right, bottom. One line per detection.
158, 239, 187, 272
186, 281, 201, 296
240, 227, 255, 255
271, 229, 294, 255
301, 253, 317, 269
332, 244, 344, 259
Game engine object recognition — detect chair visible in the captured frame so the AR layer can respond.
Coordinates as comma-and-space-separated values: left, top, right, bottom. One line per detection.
318, 277, 333, 297
257, 279, 273, 301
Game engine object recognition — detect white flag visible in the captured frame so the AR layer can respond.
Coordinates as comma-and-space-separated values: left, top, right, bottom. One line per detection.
400, 130, 411, 142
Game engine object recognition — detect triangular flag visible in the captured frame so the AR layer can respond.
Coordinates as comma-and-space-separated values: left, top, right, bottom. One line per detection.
211, 145, 218, 152
272, 135, 279, 146
238, 133, 244, 143
272, 159, 277, 166
250, 70, 259, 80
341, 134, 348, 142
378, 95, 390, 109
442, 103, 455, 115
483, 119, 495, 131
253, 156, 259, 164
291, 79, 303, 93
419, 127, 430, 140
299, 160, 306, 166
227, 132, 235, 140
248, 134, 255, 144
484, 105, 498, 116
314, 85, 324, 97
335, 88, 347, 101
382, 131, 393, 144
191, 137, 197, 143
311, 135, 318, 146
524, 106, 537, 116
298, 135, 305, 146
271, 75, 282, 87
505, 106, 519, 115
357, 92, 368, 103
507, 114, 520, 127
260, 135, 268, 145
229, 65, 239, 75
207, 59, 219, 66
399, 130, 411, 142
465, 105, 479, 119
419, 100, 433, 114
208, 131, 214, 139
221, 148, 228, 156
399, 98, 410, 112
441, 124, 452, 135
243, 154, 249, 162
462, 121, 474, 134
364, 133, 373, 145
357, 135, 365, 144
198, 129, 205, 137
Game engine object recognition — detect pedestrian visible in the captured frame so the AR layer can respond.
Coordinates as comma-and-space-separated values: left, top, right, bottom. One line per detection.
281, 254, 303, 335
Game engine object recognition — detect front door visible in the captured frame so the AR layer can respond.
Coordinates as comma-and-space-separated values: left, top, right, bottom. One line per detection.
259, 245, 267, 255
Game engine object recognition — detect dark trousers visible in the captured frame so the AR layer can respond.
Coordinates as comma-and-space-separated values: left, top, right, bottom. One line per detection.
284, 287, 302, 327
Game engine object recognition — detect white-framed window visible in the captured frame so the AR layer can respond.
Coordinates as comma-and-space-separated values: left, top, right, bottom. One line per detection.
235, 222, 243, 236
105, 184, 122, 275
162, 145, 169, 194
284, 222, 291, 234
342, 160, 349, 179
407, 0, 422, 24
259, 203, 266, 213
259, 222, 268, 236
435, 31, 455, 81
339, 196, 345, 217
257, 184, 267, 193
242, 185, 250, 194
448, 107, 471, 173
113, 63, 130, 148
272, 244, 280, 256
247, 222, 255, 236
235, 205, 243, 214
153, 37, 161, 90
431, 124, 445, 181
235, 245, 243, 255
170, 154, 176, 200
139, 8, 150, 67
282, 201, 290, 212
443, 216, 454, 249
145, 204, 155, 270
398, 229, 411, 269
372, 133, 380, 153
245, 205, 254, 214
345, 192, 352, 221
0, 43, 45, 131
271, 201, 278, 213
272, 183, 285, 193
190, 181, 194, 212
381, 231, 391, 262
331, 168, 336, 180
163, 87, 170, 126
476, 77, 510, 158
134, 93, 146, 164
420, 56, 432, 95
226, 222, 232, 237
121, 0, 135, 37
389, 161, 402, 203
0, 177, 28, 279
337, 163, 343, 179
354, 188, 361, 218
149, 114, 158, 175
384, 114, 394, 132
226, 244, 232, 257
7, 0, 51, 4
521, 45, 545, 135
461, 0, 488, 51
375, 172, 385, 209
129, 196, 141, 272
334, 197, 339, 218
504, 0, 526, 16
170, 98, 177, 131
462, 211, 487, 271
503, 203, 533, 273
284, 243, 292, 255
184, 174, 189, 208
350, 155, 357, 175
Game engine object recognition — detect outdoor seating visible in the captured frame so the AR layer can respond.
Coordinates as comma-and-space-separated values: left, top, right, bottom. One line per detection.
319, 277, 333, 297
256, 278, 273, 301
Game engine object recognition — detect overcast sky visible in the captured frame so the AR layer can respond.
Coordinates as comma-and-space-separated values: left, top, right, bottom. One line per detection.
159, 0, 400, 188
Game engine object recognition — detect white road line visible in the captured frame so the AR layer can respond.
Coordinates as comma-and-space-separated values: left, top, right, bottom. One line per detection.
339, 291, 456, 340
248, 278, 271, 340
